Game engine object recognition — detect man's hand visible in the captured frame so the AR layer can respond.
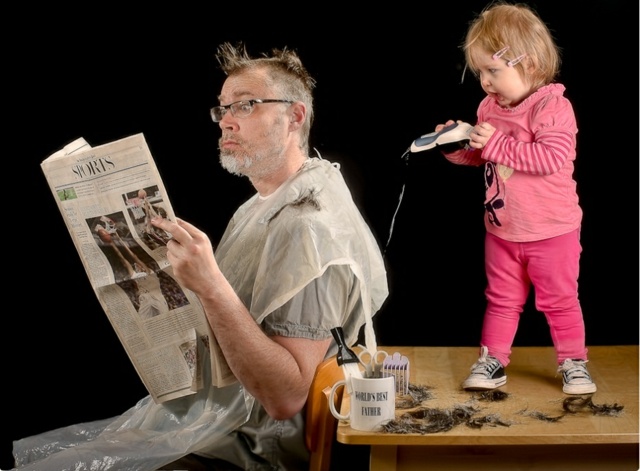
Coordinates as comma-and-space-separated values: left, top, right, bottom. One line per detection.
150, 216, 220, 296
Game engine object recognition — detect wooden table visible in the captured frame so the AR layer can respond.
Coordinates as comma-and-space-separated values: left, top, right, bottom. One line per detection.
336, 345, 639, 471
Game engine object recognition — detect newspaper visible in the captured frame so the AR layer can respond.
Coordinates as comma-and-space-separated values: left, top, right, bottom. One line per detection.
41, 132, 235, 403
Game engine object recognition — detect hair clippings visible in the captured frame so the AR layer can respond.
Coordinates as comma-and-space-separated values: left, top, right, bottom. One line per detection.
493, 46, 525, 67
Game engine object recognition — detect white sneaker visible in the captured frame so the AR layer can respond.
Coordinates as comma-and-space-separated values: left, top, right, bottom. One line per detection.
462, 346, 507, 390
558, 359, 597, 394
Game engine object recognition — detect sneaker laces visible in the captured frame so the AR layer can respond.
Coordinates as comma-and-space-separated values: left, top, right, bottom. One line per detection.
469, 347, 501, 375
559, 359, 592, 383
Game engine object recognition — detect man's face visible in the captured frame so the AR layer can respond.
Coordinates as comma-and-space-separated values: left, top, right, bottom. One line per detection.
216, 69, 291, 179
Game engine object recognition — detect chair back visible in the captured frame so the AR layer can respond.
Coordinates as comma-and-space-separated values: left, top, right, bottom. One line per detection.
305, 354, 345, 471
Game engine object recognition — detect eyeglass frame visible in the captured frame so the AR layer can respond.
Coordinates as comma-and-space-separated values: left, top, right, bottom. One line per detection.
210, 99, 293, 123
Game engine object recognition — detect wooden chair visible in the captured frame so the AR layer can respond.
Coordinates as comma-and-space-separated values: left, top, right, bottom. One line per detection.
305, 355, 345, 471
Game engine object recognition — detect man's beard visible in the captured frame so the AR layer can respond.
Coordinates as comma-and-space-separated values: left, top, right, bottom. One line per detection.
219, 150, 252, 176
218, 127, 286, 179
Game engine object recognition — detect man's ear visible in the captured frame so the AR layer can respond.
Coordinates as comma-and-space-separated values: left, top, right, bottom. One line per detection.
288, 101, 306, 130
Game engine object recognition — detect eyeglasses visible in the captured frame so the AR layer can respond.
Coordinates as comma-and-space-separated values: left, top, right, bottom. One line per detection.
210, 99, 293, 122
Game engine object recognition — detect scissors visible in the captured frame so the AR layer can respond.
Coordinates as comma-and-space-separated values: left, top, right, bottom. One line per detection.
357, 349, 388, 378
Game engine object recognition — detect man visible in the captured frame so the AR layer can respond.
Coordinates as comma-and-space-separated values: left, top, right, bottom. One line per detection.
12, 43, 387, 471
152, 41, 389, 470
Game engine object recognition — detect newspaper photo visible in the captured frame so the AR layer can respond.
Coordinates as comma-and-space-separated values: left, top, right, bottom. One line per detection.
41, 133, 235, 403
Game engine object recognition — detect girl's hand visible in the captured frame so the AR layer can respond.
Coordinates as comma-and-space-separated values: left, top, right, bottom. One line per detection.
435, 120, 457, 132
468, 122, 496, 149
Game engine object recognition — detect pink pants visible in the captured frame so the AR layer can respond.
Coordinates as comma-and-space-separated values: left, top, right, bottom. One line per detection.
481, 229, 588, 367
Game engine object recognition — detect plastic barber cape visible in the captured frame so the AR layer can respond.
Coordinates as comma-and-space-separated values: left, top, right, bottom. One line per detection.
11, 157, 388, 471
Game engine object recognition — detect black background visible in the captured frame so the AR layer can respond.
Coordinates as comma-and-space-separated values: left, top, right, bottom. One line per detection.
3, 1, 638, 468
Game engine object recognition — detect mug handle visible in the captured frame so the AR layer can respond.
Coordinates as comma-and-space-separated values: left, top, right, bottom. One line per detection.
329, 380, 349, 420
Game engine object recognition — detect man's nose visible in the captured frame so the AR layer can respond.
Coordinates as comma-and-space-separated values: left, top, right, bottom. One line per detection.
219, 113, 237, 129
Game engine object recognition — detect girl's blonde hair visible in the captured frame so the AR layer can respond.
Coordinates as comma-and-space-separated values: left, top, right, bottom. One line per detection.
463, 2, 561, 90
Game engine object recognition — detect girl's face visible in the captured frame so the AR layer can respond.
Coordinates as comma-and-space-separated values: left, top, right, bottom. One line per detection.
471, 50, 533, 109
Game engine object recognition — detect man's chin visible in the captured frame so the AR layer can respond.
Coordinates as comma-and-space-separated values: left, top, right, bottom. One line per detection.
220, 154, 250, 176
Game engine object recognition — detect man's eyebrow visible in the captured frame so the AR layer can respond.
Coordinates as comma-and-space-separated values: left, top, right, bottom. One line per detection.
217, 91, 254, 103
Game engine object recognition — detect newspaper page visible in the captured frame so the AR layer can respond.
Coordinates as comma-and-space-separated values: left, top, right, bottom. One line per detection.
41, 133, 235, 403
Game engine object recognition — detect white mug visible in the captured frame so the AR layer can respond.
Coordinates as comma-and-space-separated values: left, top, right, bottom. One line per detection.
329, 375, 396, 431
